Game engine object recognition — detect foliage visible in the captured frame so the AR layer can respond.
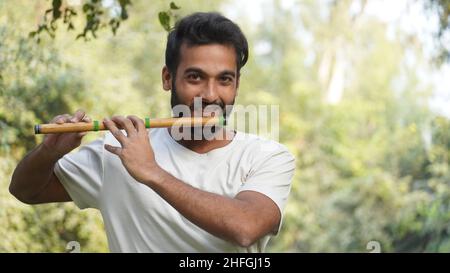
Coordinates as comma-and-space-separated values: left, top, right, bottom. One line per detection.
0, 0, 449, 252
158, 2, 181, 32
30, 0, 181, 42
0, 25, 107, 252
30, 0, 132, 41
426, 0, 450, 63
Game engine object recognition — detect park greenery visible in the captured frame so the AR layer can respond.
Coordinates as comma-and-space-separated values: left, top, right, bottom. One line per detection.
0, 0, 449, 252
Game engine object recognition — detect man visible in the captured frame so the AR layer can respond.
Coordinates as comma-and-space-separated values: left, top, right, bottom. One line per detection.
10, 12, 295, 252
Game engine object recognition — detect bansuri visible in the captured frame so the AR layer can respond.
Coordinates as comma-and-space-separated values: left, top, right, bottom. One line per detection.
34, 116, 225, 134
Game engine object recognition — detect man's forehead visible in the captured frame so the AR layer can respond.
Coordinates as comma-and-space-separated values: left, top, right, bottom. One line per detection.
178, 43, 237, 72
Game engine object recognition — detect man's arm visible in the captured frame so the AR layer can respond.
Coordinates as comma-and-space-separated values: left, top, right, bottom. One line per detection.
103, 115, 282, 247
9, 143, 71, 204
145, 171, 281, 247
9, 110, 89, 204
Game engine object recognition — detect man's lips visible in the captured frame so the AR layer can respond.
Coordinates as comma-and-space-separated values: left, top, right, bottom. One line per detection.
191, 107, 222, 117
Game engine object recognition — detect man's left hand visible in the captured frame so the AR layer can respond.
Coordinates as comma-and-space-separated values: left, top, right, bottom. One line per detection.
103, 115, 162, 184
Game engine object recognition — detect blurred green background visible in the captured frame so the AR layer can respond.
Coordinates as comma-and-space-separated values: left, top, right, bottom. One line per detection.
1, 0, 449, 252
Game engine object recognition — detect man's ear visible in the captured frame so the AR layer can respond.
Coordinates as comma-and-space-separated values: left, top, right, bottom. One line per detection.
162, 66, 172, 91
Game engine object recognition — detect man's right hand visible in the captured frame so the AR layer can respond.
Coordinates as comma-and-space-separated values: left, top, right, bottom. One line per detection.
42, 109, 91, 159
9, 110, 90, 204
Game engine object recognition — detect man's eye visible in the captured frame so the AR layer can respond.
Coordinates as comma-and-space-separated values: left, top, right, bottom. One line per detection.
187, 74, 201, 81
220, 76, 233, 83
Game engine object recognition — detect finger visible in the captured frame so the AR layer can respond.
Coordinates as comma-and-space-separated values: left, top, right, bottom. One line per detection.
103, 118, 127, 146
127, 115, 145, 133
112, 116, 137, 137
52, 115, 64, 124
104, 144, 122, 156
82, 115, 92, 123
71, 109, 85, 122
54, 114, 71, 124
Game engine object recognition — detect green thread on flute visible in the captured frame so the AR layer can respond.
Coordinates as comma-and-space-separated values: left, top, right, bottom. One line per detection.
219, 115, 226, 126
145, 117, 150, 128
93, 120, 99, 131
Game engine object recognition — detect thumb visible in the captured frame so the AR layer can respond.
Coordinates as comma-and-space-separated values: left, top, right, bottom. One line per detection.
104, 144, 122, 156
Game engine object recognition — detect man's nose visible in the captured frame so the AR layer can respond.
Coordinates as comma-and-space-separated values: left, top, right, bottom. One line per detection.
200, 80, 219, 103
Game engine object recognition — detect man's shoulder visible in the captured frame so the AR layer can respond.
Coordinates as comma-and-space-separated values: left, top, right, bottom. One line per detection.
234, 131, 294, 159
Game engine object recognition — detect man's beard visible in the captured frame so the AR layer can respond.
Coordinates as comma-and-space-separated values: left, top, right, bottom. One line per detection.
170, 80, 233, 137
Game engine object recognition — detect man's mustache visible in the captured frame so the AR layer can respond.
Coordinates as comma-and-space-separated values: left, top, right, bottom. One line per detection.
188, 101, 226, 116
191, 101, 225, 110
173, 104, 225, 118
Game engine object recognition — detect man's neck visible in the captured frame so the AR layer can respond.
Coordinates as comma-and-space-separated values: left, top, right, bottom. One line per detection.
167, 127, 235, 154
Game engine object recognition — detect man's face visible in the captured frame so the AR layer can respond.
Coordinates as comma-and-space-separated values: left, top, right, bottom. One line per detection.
163, 43, 239, 117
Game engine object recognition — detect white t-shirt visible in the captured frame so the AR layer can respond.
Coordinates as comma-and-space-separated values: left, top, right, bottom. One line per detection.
54, 128, 295, 252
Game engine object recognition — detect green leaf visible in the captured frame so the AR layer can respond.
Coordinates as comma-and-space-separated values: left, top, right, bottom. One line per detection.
118, 0, 132, 7
52, 0, 62, 10
51, 0, 62, 19
82, 3, 91, 13
120, 8, 128, 20
170, 2, 180, 10
158, 12, 171, 32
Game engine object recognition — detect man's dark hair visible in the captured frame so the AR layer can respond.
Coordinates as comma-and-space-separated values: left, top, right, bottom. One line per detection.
165, 12, 249, 76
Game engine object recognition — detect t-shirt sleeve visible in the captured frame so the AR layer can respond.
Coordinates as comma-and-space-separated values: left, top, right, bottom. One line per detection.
53, 138, 104, 209
238, 142, 296, 232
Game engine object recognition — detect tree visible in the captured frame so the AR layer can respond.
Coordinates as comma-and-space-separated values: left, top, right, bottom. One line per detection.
426, 0, 450, 63
31, 0, 450, 64
0, 0, 225, 252
236, 0, 450, 252
1, 0, 449, 253
0, 22, 107, 252
30, 0, 180, 42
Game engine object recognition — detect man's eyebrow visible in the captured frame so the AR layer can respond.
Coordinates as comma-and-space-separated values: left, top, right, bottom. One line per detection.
219, 70, 236, 78
184, 67, 236, 78
184, 67, 205, 75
